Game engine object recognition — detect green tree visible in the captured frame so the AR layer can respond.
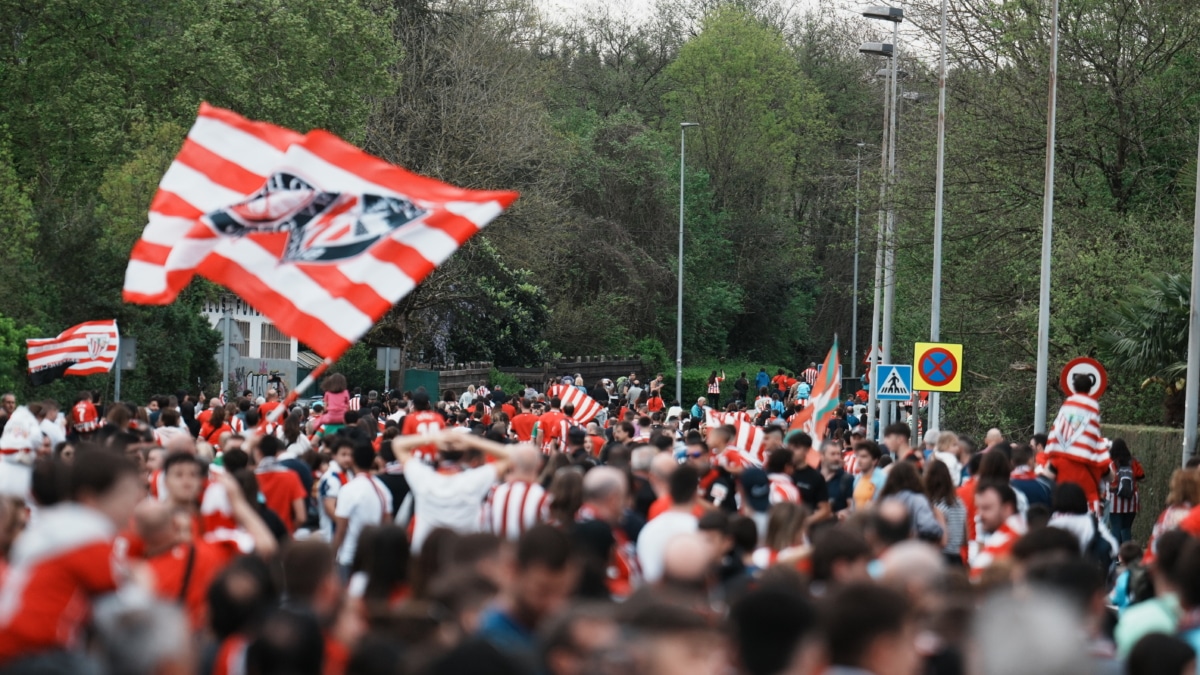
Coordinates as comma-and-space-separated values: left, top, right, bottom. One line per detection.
1098, 273, 1190, 425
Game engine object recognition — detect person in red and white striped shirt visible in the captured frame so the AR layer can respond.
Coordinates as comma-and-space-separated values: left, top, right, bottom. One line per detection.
970, 483, 1026, 581
482, 445, 548, 541
765, 448, 801, 504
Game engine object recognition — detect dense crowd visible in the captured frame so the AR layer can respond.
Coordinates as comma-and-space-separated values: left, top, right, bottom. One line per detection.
0, 369, 1196, 675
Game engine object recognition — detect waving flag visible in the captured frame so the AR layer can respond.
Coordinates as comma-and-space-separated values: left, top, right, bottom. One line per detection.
790, 337, 842, 439
123, 103, 519, 360
27, 321, 119, 386
705, 410, 751, 428
733, 420, 765, 465
547, 385, 604, 424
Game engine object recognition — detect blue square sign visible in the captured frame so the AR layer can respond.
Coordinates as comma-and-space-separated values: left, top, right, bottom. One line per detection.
875, 364, 913, 401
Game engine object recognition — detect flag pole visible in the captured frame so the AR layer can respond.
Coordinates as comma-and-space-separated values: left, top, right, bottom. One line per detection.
267, 357, 334, 424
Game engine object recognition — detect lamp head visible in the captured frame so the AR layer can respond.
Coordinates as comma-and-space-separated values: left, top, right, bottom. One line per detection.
859, 42, 894, 58
862, 5, 904, 22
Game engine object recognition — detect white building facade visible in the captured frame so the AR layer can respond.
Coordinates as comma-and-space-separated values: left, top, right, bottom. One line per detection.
202, 296, 299, 398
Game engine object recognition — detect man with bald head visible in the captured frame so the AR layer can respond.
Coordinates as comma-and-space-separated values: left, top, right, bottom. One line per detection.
661, 531, 715, 590
575, 466, 638, 597
985, 428, 1004, 448
647, 452, 681, 520
483, 444, 547, 542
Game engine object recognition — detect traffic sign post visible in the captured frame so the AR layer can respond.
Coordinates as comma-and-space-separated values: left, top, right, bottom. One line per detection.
876, 364, 913, 402
913, 342, 963, 392
1060, 357, 1107, 398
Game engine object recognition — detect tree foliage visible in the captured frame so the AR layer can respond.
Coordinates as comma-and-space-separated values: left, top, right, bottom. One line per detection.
3, 0, 1199, 435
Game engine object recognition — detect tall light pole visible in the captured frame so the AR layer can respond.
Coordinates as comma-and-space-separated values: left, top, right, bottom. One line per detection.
861, 4, 903, 438
860, 45, 892, 441
676, 122, 699, 405
929, 0, 949, 432
1034, 0, 1061, 433
1183, 124, 1200, 465
851, 142, 865, 379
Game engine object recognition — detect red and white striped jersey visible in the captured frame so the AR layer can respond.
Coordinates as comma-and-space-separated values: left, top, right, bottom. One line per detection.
1046, 395, 1108, 469
843, 450, 860, 475
1109, 459, 1145, 515
970, 514, 1027, 581
1046, 394, 1109, 506
482, 480, 548, 541
768, 473, 801, 505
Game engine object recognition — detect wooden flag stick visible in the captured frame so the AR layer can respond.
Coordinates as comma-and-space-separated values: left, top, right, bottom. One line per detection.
267, 357, 334, 424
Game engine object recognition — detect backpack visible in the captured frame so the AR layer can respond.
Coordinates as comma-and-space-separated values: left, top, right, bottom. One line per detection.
1087, 514, 1115, 572
1125, 563, 1154, 606
1116, 465, 1135, 501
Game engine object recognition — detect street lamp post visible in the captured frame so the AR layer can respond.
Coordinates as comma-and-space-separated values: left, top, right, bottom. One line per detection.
860, 44, 892, 441
1183, 124, 1200, 466
929, 0, 949, 433
676, 122, 699, 405
861, 4, 903, 439
852, 142, 865, 379
1033, 0, 1062, 433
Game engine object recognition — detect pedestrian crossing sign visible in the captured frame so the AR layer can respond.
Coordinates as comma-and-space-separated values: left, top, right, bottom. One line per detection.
875, 364, 913, 401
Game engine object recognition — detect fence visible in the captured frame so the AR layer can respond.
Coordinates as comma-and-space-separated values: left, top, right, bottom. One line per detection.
498, 357, 647, 389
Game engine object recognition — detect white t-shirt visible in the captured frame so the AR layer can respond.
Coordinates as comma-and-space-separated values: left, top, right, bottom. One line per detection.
317, 466, 351, 541
334, 474, 393, 565
403, 458, 498, 552
635, 510, 698, 585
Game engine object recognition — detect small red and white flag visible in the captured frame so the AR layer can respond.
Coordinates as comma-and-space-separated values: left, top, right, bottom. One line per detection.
123, 103, 518, 360
547, 385, 604, 424
26, 320, 119, 386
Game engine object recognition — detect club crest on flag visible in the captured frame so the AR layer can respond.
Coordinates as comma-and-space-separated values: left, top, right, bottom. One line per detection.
87, 335, 110, 360
206, 172, 430, 264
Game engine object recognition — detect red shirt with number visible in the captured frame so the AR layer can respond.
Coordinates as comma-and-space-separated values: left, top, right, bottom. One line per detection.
70, 401, 100, 434
402, 411, 447, 461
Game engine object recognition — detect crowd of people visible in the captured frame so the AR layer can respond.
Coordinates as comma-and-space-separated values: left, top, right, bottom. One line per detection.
0, 368, 1196, 675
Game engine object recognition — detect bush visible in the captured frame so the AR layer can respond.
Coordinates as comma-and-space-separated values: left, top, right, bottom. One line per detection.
633, 336, 671, 377
489, 368, 523, 396
669, 361, 793, 407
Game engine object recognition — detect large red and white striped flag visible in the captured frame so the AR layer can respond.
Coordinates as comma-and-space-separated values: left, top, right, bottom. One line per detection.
123, 104, 519, 360
790, 337, 842, 440
547, 385, 604, 424
26, 320, 119, 386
